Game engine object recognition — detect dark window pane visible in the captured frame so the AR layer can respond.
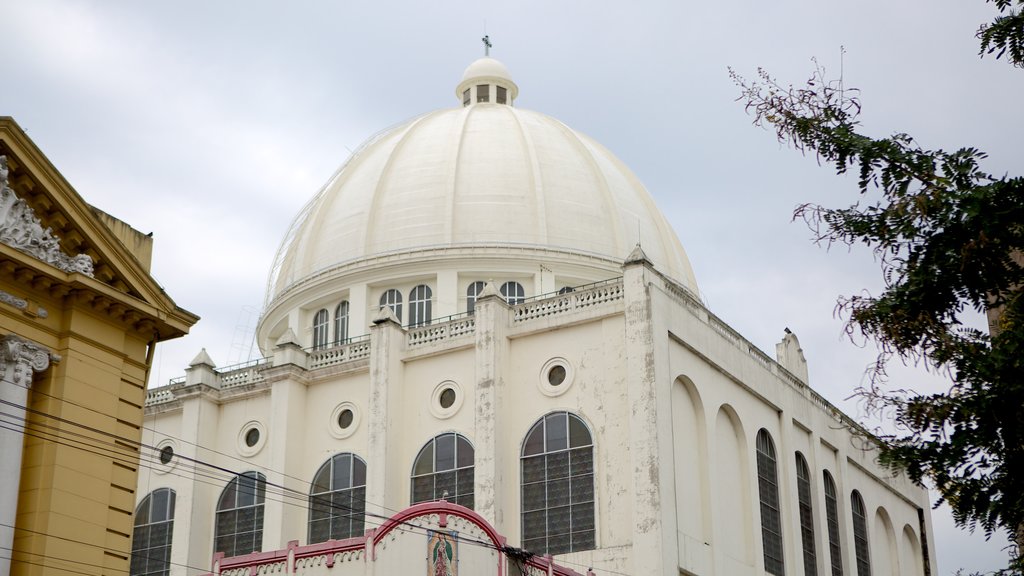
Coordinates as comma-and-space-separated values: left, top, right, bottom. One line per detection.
333, 454, 352, 489
571, 474, 594, 504
309, 519, 330, 544
571, 530, 595, 550
352, 459, 367, 487
523, 510, 546, 537
414, 442, 435, 475
569, 448, 593, 476
435, 434, 456, 471
412, 475, 434, 503
545, 413, 568, 451
547, 505, 571, 535
457, 436, 474, 468
435, 470, 457, 499
568, 415, 591, 448
456, 468, 474, 497
571, 502, 595, 531
523, 425, 544, 456
312, 463, 332, 494
522, 455, 545, 483
522, 482, 547, 511
548, 478, 570, 507
546, 451, 569, 479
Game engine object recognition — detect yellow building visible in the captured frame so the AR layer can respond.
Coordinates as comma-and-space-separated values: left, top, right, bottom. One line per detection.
0, 117, 197, 576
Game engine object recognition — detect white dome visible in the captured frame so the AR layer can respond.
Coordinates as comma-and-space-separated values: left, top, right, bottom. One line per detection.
266, 62, 697, 303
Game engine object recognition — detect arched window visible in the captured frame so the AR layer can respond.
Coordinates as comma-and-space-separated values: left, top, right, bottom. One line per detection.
521, 412, 595, 555
408, 285, 433, 326
500, 281, 525, 306
823, 472, 843, 576
312, 308, 330, 350
214, 472, 266, 559
131, 488, 175, 576
309, 453, 367, 544
411, 433, 474, 508
379, 289, 403, 324
851, 490, 871, 576
334, 301, 350, 344
466, 281, 486, 315
756, 429, 784, 576
795, 453, 817, 576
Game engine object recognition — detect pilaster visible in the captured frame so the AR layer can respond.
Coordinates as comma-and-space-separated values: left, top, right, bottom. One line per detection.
0, 334, 55, 576
622, 248, 677, 574
366, 307, 405, 515
471, 282, 510, 526
177, 385, 222, 571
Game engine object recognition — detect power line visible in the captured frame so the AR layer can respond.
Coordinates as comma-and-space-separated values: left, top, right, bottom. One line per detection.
2, 398, 626, 576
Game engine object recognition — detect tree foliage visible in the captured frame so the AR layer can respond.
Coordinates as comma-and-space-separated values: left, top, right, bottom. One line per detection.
732, 2, 1024, 571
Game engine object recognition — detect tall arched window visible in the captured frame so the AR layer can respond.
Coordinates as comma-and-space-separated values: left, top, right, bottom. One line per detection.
851, 490, 871, 576
521, 412, 595, 555
756, 429, 784, 576
334, 301, 350, 344
795, 453, 817, 576
408, 284, 433, 326
500, 281, 525, 305
411, 433, 474, 508
131, 488, 175, 576
466, 281, 486, 314
312, 308, 330, 350
309, 453, 367, 544
214, 472, 266, 559
379, 289, 403, 323
823, 472, 843, 576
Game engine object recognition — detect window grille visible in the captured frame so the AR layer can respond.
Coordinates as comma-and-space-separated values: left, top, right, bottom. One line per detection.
411, 433, 474, 509
214, 472, 266, 559
796, 453, 817, 576
379, 289, 403, 324
756, 429, 785, 576
408, 284, 433, 327
308, 453, 367, 543
131, 488, 175, 576
496, 86, 507, 104
463, 89, 471, 106
521, 412, 595, 555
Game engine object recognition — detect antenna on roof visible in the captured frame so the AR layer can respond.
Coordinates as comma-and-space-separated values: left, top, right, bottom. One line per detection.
482, 34, 492, 57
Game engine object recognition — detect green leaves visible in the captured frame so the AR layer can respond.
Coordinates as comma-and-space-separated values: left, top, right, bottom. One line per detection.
732, 27, 1024, 570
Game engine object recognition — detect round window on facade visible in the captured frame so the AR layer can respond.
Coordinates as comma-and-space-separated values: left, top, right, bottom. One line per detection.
329, 402, 360, 439
439, 387, 457, 409
547, 365, 567, 386
539, 357, 574, 397
237, 421, 267, 457
338, 408, 354, 429
430, 381, 464, 419
245, 427, 260, 447
154, 439, 179, 474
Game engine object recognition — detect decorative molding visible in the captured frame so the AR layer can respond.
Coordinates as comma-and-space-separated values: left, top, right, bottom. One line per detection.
0, 288, 48, 318
0, 334, 59, 389
0, 155, 94, 276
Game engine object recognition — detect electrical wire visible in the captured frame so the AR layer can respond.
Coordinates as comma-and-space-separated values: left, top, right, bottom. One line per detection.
1, 397, 626, 576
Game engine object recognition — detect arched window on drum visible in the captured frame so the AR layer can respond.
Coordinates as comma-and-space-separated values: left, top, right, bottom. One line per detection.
521, 412, 595, 555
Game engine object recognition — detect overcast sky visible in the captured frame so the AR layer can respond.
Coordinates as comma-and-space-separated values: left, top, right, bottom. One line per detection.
2, 0, 1021, 572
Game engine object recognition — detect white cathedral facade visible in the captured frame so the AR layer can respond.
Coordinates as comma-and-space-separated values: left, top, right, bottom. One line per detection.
135, 56, 935, 576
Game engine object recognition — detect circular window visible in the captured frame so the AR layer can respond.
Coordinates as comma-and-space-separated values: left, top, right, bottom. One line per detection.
430, 380, 464, 419
439, 387, 457, 409
237, 421, 267, 457
539, 357, 574, 397
154, 439, 178, 474
158, 445, 174, 464
338, 408, 354, 429
329, 402, 360, 439
245, 427, 260, 447
547, 365, 567, 386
